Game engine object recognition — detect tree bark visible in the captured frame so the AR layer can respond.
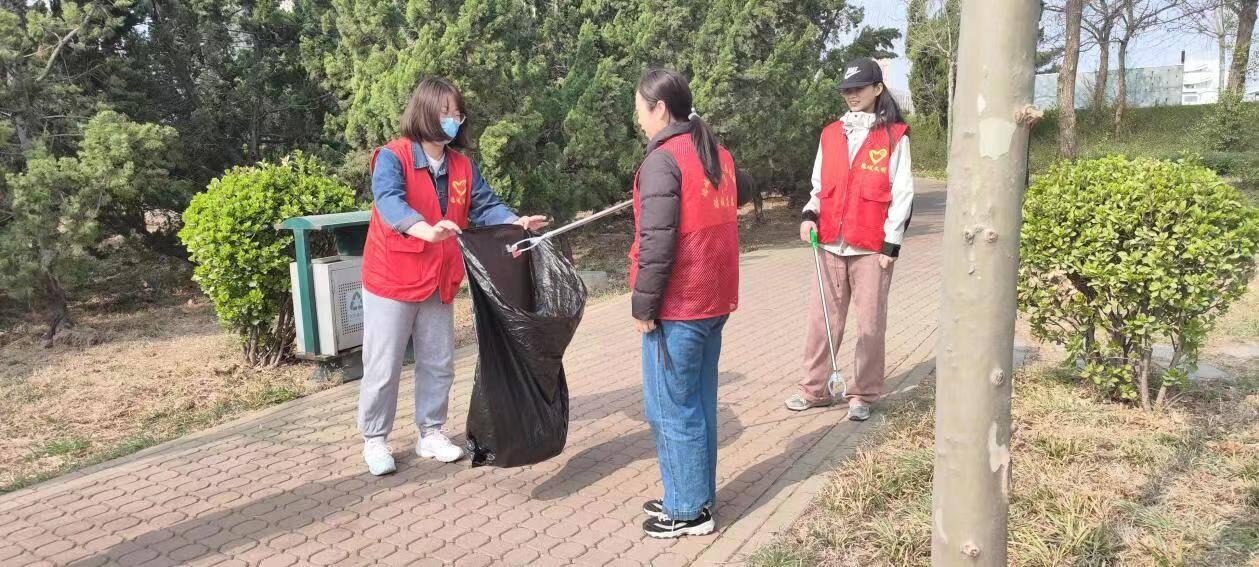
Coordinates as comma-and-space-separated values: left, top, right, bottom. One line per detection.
931, 1, 1039, 565
1217, 6, 1230, 91
41, 271, 72, 346
1113, 36, 1130, 132
1227, 0, 1258, 94
945, 0, 961, 152
946, 61, 957, 153
1059, 0, 1085, 158
1092, 23, 1113, 109
12, 115, 32, 153
3, 68, 34, 152
1137, 348, 1152, 411
1154, 344, 1181, 407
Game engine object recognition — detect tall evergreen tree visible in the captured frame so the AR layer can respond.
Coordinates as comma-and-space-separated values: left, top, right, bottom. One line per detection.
303, 0, 898, 218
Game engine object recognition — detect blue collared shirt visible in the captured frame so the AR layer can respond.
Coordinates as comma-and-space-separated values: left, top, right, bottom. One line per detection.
371, 141, 519, 232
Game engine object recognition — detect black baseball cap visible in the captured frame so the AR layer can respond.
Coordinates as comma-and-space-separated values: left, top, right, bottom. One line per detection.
840, 58, 883, 90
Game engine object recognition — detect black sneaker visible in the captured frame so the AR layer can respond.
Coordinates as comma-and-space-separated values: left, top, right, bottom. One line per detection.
643, 499, 665, 519
642, 507, 715, 538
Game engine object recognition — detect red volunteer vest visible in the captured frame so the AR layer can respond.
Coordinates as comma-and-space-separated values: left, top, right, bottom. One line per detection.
361, 139, 472, 304
817, 121, 909, 251
629, 135, 740, 320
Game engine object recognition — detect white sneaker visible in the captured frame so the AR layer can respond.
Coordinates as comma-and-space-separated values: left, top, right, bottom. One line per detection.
418, 429, 464, 463
362, 437, 396, 476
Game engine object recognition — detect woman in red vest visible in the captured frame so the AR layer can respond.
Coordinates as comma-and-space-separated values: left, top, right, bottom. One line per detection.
786, 58, 914, 422
357, 77, 548, 476
630, 69, 744, 538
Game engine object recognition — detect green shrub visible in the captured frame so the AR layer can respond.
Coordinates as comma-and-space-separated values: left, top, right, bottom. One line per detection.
1194, 150, 1259, 177
1019, 156, 1259, 409
179, 153, 357, 366
1197, 91, 1259, 153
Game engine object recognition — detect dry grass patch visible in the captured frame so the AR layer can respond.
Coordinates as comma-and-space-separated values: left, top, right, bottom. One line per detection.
0, 300, 331, 493
750, 360, 1259, 566
1215, 277, 1259, 343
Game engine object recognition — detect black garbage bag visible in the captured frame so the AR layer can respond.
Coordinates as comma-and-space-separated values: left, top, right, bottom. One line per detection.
459, 224, 587, 468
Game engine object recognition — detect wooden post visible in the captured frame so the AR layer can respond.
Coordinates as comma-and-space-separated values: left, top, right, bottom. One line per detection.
931, 1, 1040, 565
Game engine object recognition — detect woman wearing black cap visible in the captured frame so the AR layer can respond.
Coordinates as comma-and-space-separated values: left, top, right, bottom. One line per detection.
786, 57, 914, 421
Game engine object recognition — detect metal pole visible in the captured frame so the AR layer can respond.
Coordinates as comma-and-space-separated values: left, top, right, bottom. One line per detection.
293, 229, 319, 355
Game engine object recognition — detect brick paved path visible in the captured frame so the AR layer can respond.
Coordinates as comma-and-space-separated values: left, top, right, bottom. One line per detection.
0, 181, 946, 567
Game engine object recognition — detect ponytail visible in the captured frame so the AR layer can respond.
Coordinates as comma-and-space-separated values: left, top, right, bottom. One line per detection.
638, 69, 724, 187
688, 114, 723, 188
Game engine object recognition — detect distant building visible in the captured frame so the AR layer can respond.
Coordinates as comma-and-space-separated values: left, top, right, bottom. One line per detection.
1031, 57, 1259, 108
1034, 65, 1184, 109
889, 87, 915, 114
877, 58, 916, 114
1181, 60, 1223, 105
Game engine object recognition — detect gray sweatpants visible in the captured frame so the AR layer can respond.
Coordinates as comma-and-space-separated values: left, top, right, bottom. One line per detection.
358, 289, 456, 440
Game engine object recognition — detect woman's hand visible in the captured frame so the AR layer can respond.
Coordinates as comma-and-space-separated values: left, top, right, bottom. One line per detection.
515, 215, 550, 231
634, 318, 657, 334
434, 219, 462, 236
878, 254, 895, 270
407, 221, 455, 243
800, 220, 817, 244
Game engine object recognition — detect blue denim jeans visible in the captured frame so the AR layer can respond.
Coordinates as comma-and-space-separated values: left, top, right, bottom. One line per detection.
642, 315, 727, 521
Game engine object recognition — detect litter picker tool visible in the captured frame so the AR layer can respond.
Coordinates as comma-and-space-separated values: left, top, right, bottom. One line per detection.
505, 199, 633, 256
810, 229, 846, 400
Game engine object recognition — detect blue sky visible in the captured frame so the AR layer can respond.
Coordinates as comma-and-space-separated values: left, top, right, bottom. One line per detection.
854, 1, 1222, 90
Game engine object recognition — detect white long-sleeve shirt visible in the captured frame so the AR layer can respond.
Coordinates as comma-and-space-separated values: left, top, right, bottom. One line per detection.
803, 112, 914, 256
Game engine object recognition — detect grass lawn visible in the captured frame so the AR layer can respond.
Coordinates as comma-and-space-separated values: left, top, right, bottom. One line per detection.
911, 102, 1259, 187
749, 282, 1259, 566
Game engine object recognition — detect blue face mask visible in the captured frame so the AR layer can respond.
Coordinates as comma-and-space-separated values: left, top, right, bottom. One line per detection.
441, 117, 461, 140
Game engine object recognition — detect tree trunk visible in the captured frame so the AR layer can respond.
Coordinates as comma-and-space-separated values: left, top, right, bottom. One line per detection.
1137, 348, 1152, 411
250, 119, 260, 162
1154, 345, 1181, 408
1227, 0, 1258, 94
1217, 7, 1230, 92
1113, 37, 1130, 133
1058, 0, 1084, 158
267, 301, 294, 367
244, 328, 258, 366
13, 116, 32, 153
3, 71, 34, 152
946, 60, 957, 153
1083, 323, 1100, 365
1219, 35, 1229, 94
1092, 25, 1113, 109
931, 1, 1039, 565
41, 271, 72, 346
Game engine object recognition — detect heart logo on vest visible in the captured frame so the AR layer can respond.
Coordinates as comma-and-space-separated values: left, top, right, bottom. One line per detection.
868, 148, 888, 165
450, 179, 468, 206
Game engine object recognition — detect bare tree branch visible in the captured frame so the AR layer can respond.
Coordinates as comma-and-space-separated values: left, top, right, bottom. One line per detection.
35, 26, 81, 82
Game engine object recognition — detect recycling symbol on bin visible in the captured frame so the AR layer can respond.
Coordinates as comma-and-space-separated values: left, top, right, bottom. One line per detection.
348, 290, 364, 325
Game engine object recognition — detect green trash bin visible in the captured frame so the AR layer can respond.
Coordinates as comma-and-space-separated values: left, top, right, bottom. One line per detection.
277, 211, 371, 381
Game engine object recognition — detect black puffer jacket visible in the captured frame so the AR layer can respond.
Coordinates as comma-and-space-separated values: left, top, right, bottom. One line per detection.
632, 123, 753, 321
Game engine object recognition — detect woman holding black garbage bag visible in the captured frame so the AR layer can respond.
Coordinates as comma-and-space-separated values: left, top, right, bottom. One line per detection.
356, 77, 549, 476
629, 68, 751, 538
